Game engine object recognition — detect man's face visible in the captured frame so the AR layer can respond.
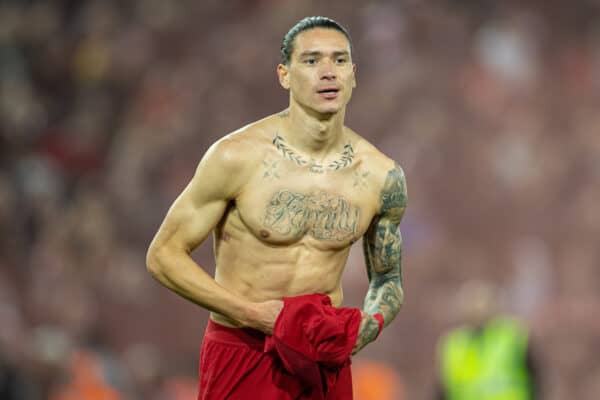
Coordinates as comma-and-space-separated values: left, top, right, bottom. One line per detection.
278, 28, 356, 115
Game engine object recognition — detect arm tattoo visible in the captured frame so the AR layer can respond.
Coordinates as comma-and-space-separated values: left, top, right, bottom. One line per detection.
352, 313, 380, 355
355, 163, 407, 351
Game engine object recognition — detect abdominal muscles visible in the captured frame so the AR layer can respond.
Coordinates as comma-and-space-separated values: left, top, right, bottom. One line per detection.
209, 197, 358, 326
211, 222, 351, 326
216, 230, 349, 297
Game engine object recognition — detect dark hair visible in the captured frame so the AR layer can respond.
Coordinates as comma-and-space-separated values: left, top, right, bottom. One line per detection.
281, 16, 352, 65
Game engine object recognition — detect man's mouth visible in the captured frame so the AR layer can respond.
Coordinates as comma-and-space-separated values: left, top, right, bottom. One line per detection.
317, 88, 339, 94
317, 88, 340, 99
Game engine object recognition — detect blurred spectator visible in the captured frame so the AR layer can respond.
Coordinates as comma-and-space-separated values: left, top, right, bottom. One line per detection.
435, 280, 539, 400
49, 350, 120, 400
48, 342, 130, 400
352, 359, 405, 400
0, 352, 40, 400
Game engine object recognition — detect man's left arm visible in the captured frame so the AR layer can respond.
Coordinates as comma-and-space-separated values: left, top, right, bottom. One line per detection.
353, 163, 407, 354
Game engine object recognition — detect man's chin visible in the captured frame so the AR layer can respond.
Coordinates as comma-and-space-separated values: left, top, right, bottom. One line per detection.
297, 101, 344, 119
315, 105, 342, 116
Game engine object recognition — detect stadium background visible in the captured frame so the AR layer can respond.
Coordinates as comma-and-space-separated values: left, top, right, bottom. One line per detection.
1, 0, 599, 398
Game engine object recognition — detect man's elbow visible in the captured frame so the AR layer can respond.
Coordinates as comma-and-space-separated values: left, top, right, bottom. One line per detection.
146, 243, 168, 280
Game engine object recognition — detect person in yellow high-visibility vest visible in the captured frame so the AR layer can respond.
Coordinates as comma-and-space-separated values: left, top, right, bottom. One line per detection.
435, 280, 539, 400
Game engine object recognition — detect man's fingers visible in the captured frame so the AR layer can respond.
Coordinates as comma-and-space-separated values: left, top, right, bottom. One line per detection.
250, 299, 284, 335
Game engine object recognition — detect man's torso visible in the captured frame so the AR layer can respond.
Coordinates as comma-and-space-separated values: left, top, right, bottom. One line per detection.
210, 115, 394, 326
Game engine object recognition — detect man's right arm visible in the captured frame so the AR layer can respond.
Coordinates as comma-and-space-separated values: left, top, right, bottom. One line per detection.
146, 138, 282, 333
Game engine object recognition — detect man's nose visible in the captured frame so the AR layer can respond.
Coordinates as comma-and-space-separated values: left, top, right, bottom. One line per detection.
320, 62, 336, 80
321, 70, 336, 80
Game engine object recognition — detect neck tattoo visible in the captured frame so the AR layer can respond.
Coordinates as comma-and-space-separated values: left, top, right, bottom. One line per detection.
272, 134, 355, 173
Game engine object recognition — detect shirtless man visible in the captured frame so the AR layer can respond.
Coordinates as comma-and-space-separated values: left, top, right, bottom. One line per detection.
146, 16, 407, 399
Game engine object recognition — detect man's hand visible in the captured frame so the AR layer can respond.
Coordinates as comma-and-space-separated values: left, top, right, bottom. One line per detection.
352, 312, 380, 355
244, 299, 284, 335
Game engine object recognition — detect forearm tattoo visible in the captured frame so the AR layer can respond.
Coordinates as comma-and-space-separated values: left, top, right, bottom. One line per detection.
357, 164, 407, 348
352, 313, 380, 354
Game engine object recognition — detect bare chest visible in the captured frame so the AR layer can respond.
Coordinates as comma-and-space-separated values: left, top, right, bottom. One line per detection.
225, 161, 378, 248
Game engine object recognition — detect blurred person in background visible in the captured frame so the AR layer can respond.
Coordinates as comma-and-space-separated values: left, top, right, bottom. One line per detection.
48, 349, 121, 400
0, 353, 38, 400
146, 15, 407, 400
352, 359, 405, 400
46, 330, 132, 400
435, 280, 539, 400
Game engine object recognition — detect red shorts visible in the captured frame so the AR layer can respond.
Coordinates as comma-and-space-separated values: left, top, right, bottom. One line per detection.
197, 320, 353, 400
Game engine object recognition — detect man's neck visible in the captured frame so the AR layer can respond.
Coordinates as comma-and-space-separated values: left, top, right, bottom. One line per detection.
279, 102, 346, 160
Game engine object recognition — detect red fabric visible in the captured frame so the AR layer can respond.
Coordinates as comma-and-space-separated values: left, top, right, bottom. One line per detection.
264, 293, 362, 400
197, 293, 360, 400
198, 320, 304, 399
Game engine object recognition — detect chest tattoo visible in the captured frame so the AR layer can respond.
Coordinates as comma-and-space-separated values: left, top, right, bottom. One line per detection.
262, 160, 280, 179
263, 190, 360, 241
353, 167, 370, 189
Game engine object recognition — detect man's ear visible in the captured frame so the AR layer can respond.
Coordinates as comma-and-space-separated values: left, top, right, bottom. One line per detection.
351, 63, 357, 89
277, 64, 290, 90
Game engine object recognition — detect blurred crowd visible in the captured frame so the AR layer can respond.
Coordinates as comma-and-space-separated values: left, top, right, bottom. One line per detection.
1, 0, 599, 399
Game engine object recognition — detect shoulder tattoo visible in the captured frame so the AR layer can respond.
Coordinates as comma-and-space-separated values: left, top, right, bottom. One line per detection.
380, 164, 407, 217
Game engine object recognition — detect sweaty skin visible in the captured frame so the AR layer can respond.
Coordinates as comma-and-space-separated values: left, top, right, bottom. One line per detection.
146, 27, 406, 354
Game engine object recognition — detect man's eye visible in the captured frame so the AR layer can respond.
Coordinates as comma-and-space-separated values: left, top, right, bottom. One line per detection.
336, 58, 348, 64
304, 59, 316, 65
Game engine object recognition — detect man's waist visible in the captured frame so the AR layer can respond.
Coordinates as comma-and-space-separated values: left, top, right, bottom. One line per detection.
204, 319, 267, 350
215, 278, 344, 307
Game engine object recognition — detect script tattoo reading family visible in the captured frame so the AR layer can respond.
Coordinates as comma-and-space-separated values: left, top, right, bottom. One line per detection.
263, 190, 360, 241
